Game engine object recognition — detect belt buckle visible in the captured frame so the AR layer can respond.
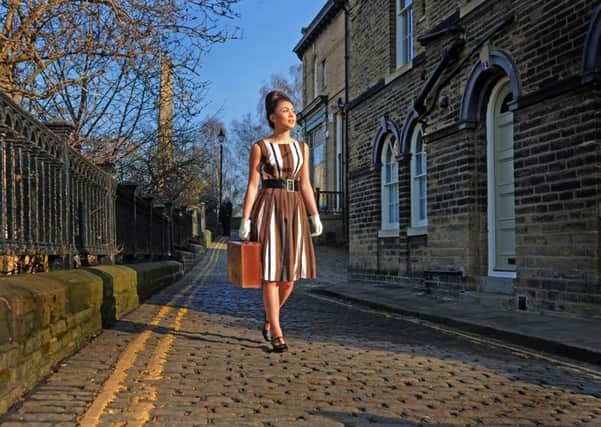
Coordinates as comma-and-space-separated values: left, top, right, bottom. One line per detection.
286, 179, 294, 192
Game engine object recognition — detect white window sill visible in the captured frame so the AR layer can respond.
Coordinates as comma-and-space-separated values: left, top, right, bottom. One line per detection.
459, 0, 489, 18
488, 270, 517, 279
385, 61, 413, 85
407, 225, 428, 236
378, 228, 400, 238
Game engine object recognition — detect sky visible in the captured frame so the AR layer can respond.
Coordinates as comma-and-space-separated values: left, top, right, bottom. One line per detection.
200, 0, 326, 129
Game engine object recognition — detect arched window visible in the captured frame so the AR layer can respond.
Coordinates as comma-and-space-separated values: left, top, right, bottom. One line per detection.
381, 134, 399, 230
410, 128, 427, 228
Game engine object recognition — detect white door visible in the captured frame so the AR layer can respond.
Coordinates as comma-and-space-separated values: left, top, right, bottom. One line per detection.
487, 78, 516, 277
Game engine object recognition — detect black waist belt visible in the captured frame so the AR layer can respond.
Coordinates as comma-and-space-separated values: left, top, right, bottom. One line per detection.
262, 179, 300, 192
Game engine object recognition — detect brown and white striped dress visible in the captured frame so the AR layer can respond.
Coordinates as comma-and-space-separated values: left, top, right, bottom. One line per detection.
250, 139, 317, 282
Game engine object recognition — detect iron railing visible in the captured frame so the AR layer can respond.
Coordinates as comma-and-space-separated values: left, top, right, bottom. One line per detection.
0, 92, 116, 267
0, 91, 202, 273
314, 189, 344, 215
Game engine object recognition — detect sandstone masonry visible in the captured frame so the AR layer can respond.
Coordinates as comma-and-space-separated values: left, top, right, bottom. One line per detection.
300, 0, 601, 317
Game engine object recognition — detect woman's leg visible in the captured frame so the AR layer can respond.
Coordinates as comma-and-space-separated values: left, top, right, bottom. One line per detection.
278, 281, 295, 308
263, 281, 282, 339
264, 281, 295, 328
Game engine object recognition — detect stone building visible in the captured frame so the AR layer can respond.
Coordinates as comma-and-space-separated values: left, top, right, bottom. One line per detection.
294, 0, 347, 245
299, 0, 601, 317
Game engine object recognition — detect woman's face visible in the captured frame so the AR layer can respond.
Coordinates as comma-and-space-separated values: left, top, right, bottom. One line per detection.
270, 100, 296, 131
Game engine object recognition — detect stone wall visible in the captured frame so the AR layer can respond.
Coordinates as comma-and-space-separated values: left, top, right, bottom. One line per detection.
0, 271, 103, 414
0, 261, 184, 414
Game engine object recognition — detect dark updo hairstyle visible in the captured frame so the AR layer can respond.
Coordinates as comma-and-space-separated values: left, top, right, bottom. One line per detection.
265, 90, 294, 129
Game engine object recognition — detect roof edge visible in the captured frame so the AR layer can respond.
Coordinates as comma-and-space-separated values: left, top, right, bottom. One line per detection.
293, 0, 344, 60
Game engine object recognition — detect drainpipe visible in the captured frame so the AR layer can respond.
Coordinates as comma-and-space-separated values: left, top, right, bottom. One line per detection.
336, 0, 350, 248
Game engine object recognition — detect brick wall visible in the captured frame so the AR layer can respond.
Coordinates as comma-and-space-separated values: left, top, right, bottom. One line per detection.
513, 87, 601, 315
348, 0, 391, 98
345, 0, 601, 316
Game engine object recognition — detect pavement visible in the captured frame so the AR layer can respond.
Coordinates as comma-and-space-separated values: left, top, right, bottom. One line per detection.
305, 245, 601, 367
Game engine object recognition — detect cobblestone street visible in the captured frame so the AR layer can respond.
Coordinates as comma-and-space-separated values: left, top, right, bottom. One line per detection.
2, 239, 601, 427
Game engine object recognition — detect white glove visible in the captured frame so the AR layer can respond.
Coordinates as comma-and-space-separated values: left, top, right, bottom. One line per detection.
309, 214, 323, 237
239, 218, 251, 240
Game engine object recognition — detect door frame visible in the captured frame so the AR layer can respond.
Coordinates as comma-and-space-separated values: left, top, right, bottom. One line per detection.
486, 77, 517, 279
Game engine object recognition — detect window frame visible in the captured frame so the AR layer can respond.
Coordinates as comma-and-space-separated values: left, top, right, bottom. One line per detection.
410, 127, 427, 229
310, 126, 326, 196
380, 134, 400, 231
313, 56, 319, 98
396, 0, 414, 69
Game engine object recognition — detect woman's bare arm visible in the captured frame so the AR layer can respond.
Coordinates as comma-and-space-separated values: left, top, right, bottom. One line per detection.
299, 142, 319, 216
241, 143, 262, 219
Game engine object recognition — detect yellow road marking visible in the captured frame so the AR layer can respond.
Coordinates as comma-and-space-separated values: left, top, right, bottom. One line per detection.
79, 239, 226, 426
78, 307, 171, 426
147, 308, 187, 380
128, 239, 226, 425
126, 309, 188, 427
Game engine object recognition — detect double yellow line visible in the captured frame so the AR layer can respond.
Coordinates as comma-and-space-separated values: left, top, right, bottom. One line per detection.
79, 238, 226, 426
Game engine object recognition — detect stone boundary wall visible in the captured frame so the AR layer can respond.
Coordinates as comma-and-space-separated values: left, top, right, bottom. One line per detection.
0, 260, 184, 414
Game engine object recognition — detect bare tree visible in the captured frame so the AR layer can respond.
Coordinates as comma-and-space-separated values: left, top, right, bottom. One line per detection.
0, 0, 240, 162
119, 115, 223, 208
257, 64, 302, 115
257, 64, 302, 140
226, 113, 270, 214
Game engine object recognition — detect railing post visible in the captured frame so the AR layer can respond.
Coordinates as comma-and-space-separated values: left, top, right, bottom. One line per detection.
6, 135, 15, 246
142, 195, 154, 259
46, 119, 75, 267
165, 201, 173, 257
0, 129, 6, 250
200, 202, 206, 233
11, 136, 25, 253
20, 139, 33, 252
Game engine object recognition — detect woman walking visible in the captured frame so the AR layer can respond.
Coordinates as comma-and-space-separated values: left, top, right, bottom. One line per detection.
239, 90, 322, 353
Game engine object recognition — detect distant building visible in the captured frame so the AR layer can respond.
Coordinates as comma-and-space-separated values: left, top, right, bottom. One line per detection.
294, 0, 347, 245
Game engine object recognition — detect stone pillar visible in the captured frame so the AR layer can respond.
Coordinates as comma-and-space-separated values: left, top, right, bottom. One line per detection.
46, 120, 75, 268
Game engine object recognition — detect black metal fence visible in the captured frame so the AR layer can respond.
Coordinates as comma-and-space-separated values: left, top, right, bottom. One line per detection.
0, 92, 116, 268
115, 184, 202, 261
0, 91, 201, 273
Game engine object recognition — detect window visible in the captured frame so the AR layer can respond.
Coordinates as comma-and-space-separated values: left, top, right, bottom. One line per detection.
310, 126, 326, 197
396, 0, 414, 68
313, 57, 319, 98
381, 135, 399, 230
321, 59, 327, 89
410, 128, 427, 227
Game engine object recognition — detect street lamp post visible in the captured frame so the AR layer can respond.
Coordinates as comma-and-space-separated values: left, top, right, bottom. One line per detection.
217, 128, 225, 228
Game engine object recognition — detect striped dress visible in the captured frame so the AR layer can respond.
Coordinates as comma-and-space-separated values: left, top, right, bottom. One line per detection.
250, 139, 317, 282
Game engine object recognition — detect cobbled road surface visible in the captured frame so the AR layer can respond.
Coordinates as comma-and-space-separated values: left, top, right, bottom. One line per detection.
2, 239, 601, 427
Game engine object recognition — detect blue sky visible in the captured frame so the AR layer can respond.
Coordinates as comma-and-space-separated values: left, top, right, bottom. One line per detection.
200, 0, 325, 127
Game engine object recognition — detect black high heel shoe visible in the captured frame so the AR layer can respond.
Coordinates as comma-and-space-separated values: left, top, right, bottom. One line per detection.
271, 336, 288, 353
262, 312, 272, 342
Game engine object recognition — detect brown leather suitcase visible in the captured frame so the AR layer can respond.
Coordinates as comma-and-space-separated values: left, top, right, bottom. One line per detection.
227, 241, 262, 288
